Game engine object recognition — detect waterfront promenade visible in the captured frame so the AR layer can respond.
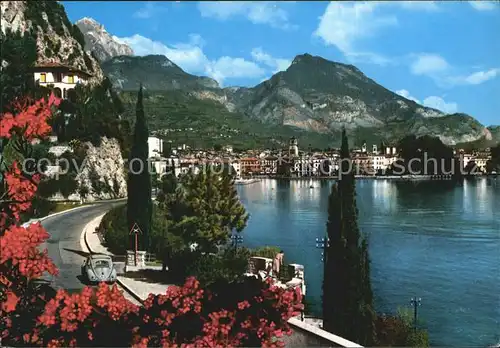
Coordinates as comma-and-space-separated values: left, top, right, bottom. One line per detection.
245, 173, 496, 180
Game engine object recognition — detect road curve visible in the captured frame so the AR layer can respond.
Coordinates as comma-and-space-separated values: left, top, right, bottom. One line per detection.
40, 200, 126, 292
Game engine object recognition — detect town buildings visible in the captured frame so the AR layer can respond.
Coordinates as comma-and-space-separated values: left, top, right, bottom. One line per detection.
145, 135, 494, 180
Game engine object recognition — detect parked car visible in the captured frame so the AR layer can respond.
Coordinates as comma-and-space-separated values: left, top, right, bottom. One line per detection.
81, 254, 117, 284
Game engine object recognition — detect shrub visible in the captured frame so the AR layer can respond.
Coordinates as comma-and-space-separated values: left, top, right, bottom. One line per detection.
184, 247, 251, 286
375, 309, 430, 347
250, 245, 281, 259
100, 203, 129, 254
0, 95, 303, 347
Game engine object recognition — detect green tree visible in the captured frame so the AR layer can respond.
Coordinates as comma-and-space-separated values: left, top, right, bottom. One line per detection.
150, 166, 159, 195
127, 86, 152, 251
396, 135, 458, 176
177, 166, 248, 251
213, 144, 222, 152
322, 128, 376, 345
0, 28, 38, 113
60, 77, 129, 153
156, 170, 178, 205
157, 166, 248, 269
486, 145, 500, 173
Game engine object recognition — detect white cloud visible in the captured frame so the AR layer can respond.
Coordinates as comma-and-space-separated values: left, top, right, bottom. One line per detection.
398, 1, 440, 12
469, 1, 497, 11
396, 89, 458, 114
396, 89, 420, 103
345, 51, 393, 66
314, 2, 398, 55
114, 34, 208, 73
206, 57, 265, 84
251, 47, 291, 73
408, 54, 499, 86
422, 96, 458, 114
313, 2, 443, 65
113, 34, 266, 86
198, 2, 295, 30
133, 2, 167, 19
461, 68, 500, 85
410, 54, 450, 75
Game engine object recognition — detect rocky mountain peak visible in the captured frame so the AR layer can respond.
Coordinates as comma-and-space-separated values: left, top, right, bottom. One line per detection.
291, 53, 310, 65
290, 53, 363, 76
76, 17, 104, 31
75, 16, 133, 63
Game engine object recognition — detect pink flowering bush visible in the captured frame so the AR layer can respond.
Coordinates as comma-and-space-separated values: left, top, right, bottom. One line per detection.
0, 94, 303, 347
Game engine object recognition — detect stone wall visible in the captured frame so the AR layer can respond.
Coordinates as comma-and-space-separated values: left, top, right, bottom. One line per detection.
73, 137, 127, 201
49, 137, 127, 202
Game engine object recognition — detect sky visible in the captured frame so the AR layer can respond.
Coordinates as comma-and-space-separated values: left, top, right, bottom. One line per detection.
63, 1, 500, 126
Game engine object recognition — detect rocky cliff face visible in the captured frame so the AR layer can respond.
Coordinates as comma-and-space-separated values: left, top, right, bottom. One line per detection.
68, 138, 127, 202
487, 126, 500, 144
75, 17, 134, 63
1, 0, 103, 83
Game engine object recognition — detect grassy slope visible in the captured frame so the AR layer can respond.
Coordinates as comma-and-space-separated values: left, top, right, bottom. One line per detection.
119, 90, 336, 150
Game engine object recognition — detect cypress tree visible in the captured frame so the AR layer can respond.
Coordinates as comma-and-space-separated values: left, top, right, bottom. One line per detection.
322, 128, 376, 345
127, 85, 152, 251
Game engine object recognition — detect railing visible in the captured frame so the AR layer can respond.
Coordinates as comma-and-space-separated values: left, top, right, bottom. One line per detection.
286, 318, 364, 347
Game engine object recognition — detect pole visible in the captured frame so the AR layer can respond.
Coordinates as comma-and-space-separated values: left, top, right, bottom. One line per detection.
231, 234, 243, 250
315, 237, 329, 263
414, 301, 418, 331
135, 232, 138, 266
410, 297, 421, 332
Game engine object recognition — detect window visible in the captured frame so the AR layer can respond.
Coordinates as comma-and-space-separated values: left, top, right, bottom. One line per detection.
94, 260, 110, 267
68, 75, 74, 84
54, 72, 62, 82
40, 73, 46, 83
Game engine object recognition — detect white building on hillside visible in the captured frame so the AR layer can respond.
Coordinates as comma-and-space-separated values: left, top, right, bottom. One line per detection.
231, 161, 241, 179
148, 137, 163, 159
33, 62, 91, 99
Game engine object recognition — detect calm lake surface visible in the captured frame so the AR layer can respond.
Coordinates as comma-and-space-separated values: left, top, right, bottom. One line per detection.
237, 178, 500, 346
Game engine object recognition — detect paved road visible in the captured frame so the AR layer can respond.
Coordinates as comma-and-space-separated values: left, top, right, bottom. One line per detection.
40, 200, 126, 292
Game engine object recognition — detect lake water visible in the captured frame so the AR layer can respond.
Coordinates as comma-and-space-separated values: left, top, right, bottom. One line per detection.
237, 178, 500, 346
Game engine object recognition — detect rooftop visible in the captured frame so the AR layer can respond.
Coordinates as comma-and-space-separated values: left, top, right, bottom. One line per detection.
33, 62, 93, 77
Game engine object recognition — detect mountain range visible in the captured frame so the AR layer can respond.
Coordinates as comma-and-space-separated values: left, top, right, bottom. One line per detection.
2, 1, 498, 149
99, 52, 497, 148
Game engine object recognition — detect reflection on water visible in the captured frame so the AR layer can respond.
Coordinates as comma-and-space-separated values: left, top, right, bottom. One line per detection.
237, 178, 500, 346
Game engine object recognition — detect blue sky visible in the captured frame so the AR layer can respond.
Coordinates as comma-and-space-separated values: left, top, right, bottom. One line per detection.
63, 1, 499, 126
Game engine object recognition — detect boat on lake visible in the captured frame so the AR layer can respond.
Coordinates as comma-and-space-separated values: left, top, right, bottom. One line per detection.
235, 178, 260, 185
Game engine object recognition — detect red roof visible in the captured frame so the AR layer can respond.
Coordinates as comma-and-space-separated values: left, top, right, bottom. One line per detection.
33, 62, 93, 77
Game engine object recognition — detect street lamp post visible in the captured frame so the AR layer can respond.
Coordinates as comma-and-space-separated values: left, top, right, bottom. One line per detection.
231, 233, 243, 250
129, 223, 142, 266
410, 297, 422, 332
315, 237, 329, 262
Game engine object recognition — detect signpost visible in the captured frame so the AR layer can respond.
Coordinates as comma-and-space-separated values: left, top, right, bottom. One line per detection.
129, 223, 142, 266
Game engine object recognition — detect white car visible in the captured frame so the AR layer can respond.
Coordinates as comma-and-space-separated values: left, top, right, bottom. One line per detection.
81, 254, 117, 284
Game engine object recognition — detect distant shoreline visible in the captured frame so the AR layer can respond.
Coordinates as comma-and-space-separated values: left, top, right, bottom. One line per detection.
241, 174, 498, 181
